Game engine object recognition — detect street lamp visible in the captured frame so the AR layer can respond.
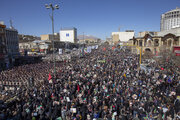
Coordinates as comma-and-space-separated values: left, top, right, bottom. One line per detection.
45, 3, 59, 79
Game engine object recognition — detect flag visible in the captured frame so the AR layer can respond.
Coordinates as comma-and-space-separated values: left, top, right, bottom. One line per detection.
95, 45, 98, 49
59, 48, 63, 54
123, 73, 126, 78
103, 47, 106, 51
167, 77, 172, 83
161, 68, 164, 70
84, 48, 87, 54
48, 73, 52, 80
77, 85, 80, 92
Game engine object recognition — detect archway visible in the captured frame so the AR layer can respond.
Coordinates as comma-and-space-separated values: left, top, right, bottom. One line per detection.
154, 39, 159, 47
167, 39, 173, 47
145, 48, 151, 52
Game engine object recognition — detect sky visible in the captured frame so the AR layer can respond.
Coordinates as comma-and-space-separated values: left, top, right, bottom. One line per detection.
0, 0, 180, 40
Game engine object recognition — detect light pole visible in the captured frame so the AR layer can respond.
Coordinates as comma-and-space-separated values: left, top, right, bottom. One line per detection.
45, 3, 59, 79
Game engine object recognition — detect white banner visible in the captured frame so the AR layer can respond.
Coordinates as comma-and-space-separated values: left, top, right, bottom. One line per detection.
87, 46, 92, 53
95, 45, 98, 49
59, 49, 63, 54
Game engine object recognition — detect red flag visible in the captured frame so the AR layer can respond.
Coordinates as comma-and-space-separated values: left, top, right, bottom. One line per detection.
161, 68, 164, 70
48, 73, 52, 80
103, 48, 106, 51
77, 85, 80, 92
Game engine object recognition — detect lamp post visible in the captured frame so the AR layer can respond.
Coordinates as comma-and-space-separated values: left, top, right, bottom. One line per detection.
45, 3, 59, 79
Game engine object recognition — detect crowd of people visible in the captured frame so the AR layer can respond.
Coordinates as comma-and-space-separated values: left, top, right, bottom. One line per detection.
0, 45, 180, 120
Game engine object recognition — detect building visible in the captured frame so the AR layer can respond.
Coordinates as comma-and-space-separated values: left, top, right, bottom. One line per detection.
0, 23, 8, 70
105, 37, 113, 45
112, 30, 135, 44
78, 35, 101, 45
138, 31, 158, 37
130, 29, 180, 55
19, 40, 52, 55
5, 28, 19, 62
60, 28, 77, 43
19, 34, 40, 41
161, 7, 180, 31
40, 33, 59, 41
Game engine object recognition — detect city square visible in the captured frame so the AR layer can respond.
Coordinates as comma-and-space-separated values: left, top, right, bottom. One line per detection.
0, 0, 180, 120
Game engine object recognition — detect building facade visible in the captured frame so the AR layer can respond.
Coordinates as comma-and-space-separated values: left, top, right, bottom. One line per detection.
78, 35, 101, 45
112, 30, 135, 44
60, 28, 77, 43
5, 28, 19, 58
0, 24, 8, 70
19, 34, 40, 41
138, 31, 158, 37
40, 33, 59, 41
161, 7, 180, 31
130, 30, 180, 55
19, 40, 51, 55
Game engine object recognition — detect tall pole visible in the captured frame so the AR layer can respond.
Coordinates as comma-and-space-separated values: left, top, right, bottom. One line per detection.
46, 3, 59, 80
139, 47, 141, 65
83, 32, 84, 43
51, 7, 56, 79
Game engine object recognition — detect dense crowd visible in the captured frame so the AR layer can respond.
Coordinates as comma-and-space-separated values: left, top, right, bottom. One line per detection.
0, 45, 180, 120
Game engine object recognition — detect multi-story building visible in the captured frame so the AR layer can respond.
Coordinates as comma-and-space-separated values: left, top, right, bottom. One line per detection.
19, 34, 40, 42
5, 28, 19, 59
130, 29, 180, 55
40, 33, 60, 41
60, 28, 78, 43
78, 35, 101, 45
19, 40, 51, 55
106, 37, 113, 45
138, 31, 158, 37
0, 23, 8, 70
112, 30, 135, 44
161, 7, 180, 31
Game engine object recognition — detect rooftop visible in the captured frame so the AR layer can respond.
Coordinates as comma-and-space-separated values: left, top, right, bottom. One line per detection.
60, 27, 77, 31
164, 7, 180, 14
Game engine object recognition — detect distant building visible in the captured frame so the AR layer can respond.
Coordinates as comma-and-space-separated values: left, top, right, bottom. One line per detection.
60, 28, 77, 43
41, 33, 59, 41
19, 34, 40, 42
161, 7, 180, 31
5, 28, 19, 57
112, 30, 135, 44
138, 31, 158, 37
19, 40, 51, 55
130, 28, 180, 55
106, 37, 113, 45
0, 23, 8, 70
158, 27, 180, 36
78, 35, 101, 45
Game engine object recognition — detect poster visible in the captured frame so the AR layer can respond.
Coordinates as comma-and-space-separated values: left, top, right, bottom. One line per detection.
59, 49, 63, 54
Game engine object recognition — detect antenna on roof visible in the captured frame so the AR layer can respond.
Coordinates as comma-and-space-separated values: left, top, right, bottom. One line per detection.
118, 26, 120, 32
10, 18, 14, 29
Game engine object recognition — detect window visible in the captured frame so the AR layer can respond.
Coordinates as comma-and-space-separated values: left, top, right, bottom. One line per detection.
66, 33, 69, 37
139, 40, 143, 46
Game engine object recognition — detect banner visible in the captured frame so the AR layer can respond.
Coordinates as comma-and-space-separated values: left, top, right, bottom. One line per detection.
95, 45, 98, 49
92, 46, 95, 49
87, 46, 92, 53
80, 48, 84, 57
59, 49, 63, 55
97, 60, 106, 63
84, 48, 87, 54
